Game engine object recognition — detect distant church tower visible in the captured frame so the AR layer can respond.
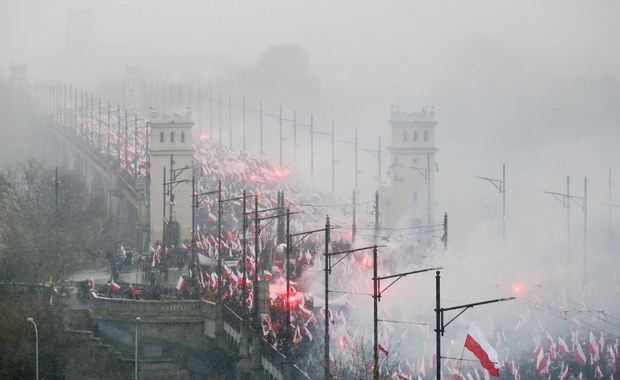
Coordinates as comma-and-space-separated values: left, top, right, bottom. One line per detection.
149, 111, 194, 246
382, 106, 438, 229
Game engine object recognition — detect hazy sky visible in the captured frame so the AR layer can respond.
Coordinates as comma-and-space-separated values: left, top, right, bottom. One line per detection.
2, 0, 619, 281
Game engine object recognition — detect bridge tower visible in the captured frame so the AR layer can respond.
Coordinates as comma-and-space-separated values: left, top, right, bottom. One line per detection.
149, 111, 194, 246
382, 106, 438, 229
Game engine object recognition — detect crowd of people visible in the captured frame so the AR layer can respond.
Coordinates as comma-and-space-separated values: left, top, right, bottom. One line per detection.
62, 107, 618, 379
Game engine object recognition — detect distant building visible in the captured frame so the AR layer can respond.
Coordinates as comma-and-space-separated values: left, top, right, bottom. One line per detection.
149, 111, 194, 246
381, 106, 438, 230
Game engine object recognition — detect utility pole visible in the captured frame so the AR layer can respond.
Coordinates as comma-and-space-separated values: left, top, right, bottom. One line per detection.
117, 105, 121, 166
373, 263, 439, 380
229, 93, 232, 150
218, 92, 222, 146
243, 96, 246, 152
209, 89, 213, 138
310, 113, 314, 183
475, 163, 506, 242
279, 104, 283, 167
542, 176, 588, 270
374, 190, 380, 243
441, 212, 448, 250
198, 87, 202, 132
603, 168, 620, 253
352, 190, 357, 243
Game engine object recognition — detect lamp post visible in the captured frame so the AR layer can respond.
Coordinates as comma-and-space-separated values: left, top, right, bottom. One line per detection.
245, 201, 289, 327
372, 264, 440, 380
217, 191, 254, 303
191, 176, 220, 279
324, 243, 386, 379
135, 317, 140, 380
475, 163, 506, 242
409, 152, 433, 227
26, 317, 38, 380
434, 271, 515, 380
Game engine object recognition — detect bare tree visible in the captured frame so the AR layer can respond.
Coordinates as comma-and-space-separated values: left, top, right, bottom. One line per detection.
0, 159, 111, 286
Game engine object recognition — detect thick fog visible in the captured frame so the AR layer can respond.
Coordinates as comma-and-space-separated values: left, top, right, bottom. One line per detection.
2, 0, 619, 371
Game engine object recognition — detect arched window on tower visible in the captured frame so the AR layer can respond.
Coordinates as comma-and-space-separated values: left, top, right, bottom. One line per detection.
160, 132, 164, 143
424, 130, 428, 142
403, 130, 408, 141
414, 131, 418, 142
181, 131, 185, 143
171, 132, 175, 143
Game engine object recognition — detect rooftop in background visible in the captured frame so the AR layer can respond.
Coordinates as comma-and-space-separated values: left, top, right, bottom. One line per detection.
389, 105, 435, 123
149, 110, 193, 124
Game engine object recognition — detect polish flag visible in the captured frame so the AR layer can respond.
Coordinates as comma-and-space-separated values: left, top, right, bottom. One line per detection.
419, 356, 426, 377
447, 366, 466, 380
377, 344, 389, 356
536, 349, 548, 374
464, 323, 500, 377
560, 362, 569, 380
108, 281, 121, 292
574, 343, 587, 365
558, 336, 570, 354
533, 344, 542, 359
176, 276, 187, 292
299, 303, 313, 319
607, 344, 617, 363
590, 331, 600, 359
598, 334, 605, 357
594, 364, 603, 378
546, 332, 554, 347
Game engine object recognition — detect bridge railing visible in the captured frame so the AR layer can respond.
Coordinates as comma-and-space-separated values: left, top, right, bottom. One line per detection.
89, 292, 216, 321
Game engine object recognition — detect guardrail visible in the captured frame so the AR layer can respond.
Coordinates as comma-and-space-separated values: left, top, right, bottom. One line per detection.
89, 293, 216, 321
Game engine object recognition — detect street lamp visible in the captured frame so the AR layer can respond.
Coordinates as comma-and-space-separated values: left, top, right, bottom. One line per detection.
372, 264, 440, 380
245, 200, 290, 327
475, 163, 507, 242
324, 242, 385, 379
26, 317, 38, 380
409, 152, 433, 227
434, 271, 515, 380
135, 317, 140, 380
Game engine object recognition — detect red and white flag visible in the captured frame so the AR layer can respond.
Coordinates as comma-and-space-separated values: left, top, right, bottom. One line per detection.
558, 336, 570, 354
377, 344, 389, 356
574, 342, 587, 365
536, 349, 548, 374
176, 276, 187, 292
419, 356, 426, 378
546, 332, 554, 347
108, 281, 121, 292
560, 362, 569, 380
464, 323, 501, 377
590, 331, 600, 360
594, 364, 603, 378
447, 366, 466, 380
